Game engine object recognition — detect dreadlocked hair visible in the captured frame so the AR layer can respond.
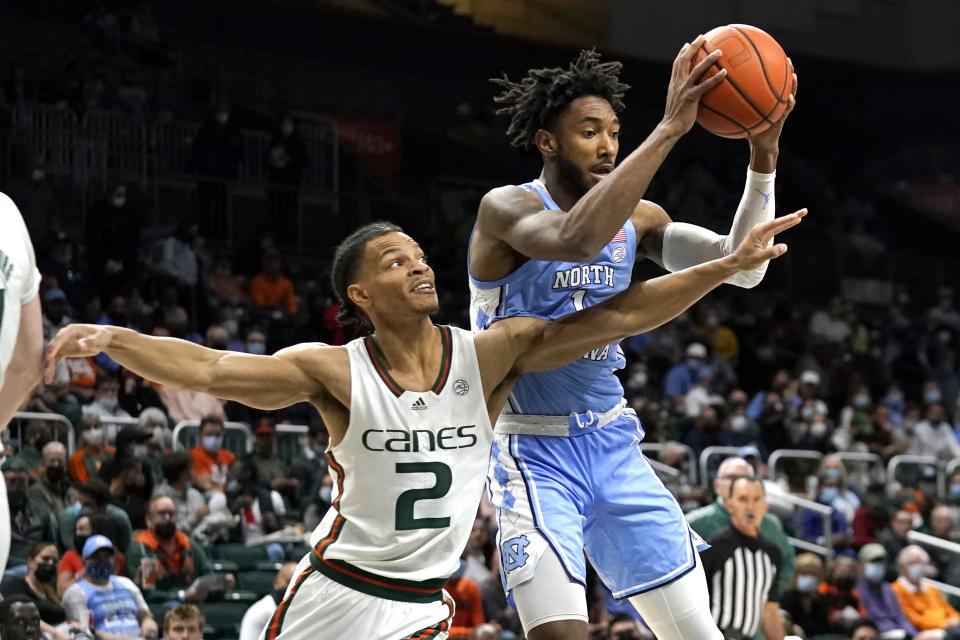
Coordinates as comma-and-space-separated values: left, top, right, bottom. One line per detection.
492, 49, 630, 150
330, 221, 403, 334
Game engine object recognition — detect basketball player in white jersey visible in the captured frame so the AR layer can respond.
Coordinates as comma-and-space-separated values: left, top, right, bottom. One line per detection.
0, 193, 44, 573
44, 214, 802, 640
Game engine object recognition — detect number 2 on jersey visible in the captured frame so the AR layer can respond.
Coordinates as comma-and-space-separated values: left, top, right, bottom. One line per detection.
395, 462, 452, 530
571, 289, 586, 311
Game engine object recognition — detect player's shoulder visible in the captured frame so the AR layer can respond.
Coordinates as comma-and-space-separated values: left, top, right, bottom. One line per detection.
275, 341, 348, 372
0, 191, 28, 235
478, 184, 543, 222
631, 199, 670, 230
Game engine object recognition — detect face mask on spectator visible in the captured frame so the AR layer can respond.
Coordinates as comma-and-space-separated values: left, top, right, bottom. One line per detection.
854, 394, 870, 408
202, 435, 222, 452
35, 563, 57, 583
810, 421, 827, 437
132, 444, 148, 459
925, 390, 942, 404
154, 522, 177, 540
99, 396, 118, 412
820, 488, 838, 503
86, 561, 113, 581
795, 574, 818, 593
7, 487, 26, 509
319, 486, 332, 503
31, 168, 45, 182
824, 468, 842, 481
85, 428, 105, 446
863, 562, 885, 582
730, 416, 748, 433
951, 485, 960, 500
801, 406, 814, 420
833, 573, 856, 590
226, 479, 240, 494
45, 465, 65, 484
247, 342, 266, 355
111, 194, 126, 208
907, 563, 926, 581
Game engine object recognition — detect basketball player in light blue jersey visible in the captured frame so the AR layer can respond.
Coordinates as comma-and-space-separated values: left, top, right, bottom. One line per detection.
468, 42, 797, 640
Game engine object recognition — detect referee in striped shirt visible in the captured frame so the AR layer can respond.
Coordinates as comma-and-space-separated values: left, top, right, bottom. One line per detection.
701, 475, 784, 640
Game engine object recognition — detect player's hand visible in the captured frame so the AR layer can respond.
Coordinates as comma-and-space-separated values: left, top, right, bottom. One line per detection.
661, 35, 727, 136
728, 209, 807, 271
749, 61, 798, 150
44, 324, 116, 384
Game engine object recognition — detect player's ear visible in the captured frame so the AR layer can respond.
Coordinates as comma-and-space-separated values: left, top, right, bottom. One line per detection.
347, 283, 370, 313
534, 129, 558, 156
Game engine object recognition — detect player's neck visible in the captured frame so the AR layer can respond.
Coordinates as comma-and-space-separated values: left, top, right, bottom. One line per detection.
370, 317, 441, 383
539, 167, 580, 211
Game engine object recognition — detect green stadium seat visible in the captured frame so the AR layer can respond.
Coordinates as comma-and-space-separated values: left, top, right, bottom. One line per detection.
285, 542, 311, 562
236, 570, 277, 597
210, 544, 270, 571
197, 601, 249, 639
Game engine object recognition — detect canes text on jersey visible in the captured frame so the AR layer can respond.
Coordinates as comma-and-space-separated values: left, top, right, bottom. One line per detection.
361, 425, 479, 452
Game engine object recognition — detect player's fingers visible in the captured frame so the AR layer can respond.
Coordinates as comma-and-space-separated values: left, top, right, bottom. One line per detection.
678, 35, 706, 62
692, 67, 726, 94
43, 339, 61, 384
758, 210, 807, 241
765, 243, 789, 260
688, 49, 722, 82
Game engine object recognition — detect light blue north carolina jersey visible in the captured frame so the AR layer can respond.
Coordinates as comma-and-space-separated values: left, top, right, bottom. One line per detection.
469, 178, 636, 416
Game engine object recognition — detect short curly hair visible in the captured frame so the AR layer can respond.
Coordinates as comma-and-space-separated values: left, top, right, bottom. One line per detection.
492, 49, 630, 150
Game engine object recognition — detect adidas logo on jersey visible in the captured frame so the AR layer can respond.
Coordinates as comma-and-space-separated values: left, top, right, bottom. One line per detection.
411, 397, 427, 411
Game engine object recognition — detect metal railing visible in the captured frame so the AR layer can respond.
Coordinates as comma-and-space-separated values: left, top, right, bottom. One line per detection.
171, 420, 253, 456
768, 449, 824, 481
834, 452, 886, 484
9, 412, 75, 455
780, 492, 835, 561
886, 454, 940, 497
647, 458, 681, 480
96, 417, 140, 446
698, 446, 741, 489
908, 531, 960, 599
640, 443, 697, 485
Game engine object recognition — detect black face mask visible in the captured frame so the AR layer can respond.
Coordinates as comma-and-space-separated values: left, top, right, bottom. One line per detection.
154, 522, 177, 540
45, 466, 65, 485
7, 488, 26, 509
834, 574, 856, 591
35, 563, 57, 583
74, 535, 89, 554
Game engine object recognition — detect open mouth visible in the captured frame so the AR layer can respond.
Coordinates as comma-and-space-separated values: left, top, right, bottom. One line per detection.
412, 282, 435, 293
590, 164, 614, 182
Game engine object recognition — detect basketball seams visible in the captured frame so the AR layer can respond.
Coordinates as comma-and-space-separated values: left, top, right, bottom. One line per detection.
729, 25, 789, 104
698, 101, 749, 138
698, 42, 774, 128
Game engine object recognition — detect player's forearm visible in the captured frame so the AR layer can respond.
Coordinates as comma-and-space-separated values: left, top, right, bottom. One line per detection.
561, 123, 683, 253
0, 299, 44, 429
663, 169, 776, 288
104, 327, 221, 392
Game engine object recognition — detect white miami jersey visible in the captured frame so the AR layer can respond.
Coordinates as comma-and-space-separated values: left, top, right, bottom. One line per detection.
0, 192, 40, 388
308, 325, 493, 603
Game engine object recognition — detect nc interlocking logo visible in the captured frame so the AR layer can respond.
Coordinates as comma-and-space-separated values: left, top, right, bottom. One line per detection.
501, 535, 530, 572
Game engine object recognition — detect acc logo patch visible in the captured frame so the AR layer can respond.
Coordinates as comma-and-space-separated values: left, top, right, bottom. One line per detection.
453, 379, 469, 395
612, 246, 626, 263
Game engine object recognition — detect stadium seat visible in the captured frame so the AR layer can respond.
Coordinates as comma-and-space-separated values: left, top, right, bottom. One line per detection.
209, 543, 271, 570
236, 570, 277, 596
197, 601, 249, 639
284, 542, 311, 562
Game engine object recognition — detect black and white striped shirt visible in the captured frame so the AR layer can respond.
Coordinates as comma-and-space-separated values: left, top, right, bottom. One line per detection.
701, 526, 782, 640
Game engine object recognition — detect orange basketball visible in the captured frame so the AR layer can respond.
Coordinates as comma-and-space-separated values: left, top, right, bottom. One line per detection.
692, 24, 793, 138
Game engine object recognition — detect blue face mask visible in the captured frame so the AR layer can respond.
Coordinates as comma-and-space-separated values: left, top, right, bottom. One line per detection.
951, 485, 960, 500
820, 488, 839, 504
795, 574, 818, 593
854, 394, 871, 408
824, 468, 842, 481
86, 561, 113, 580
908, 563, 926, 581
247, 342, 266, 355
202, 435, 222, 453
863, 562, 886, 582
926, 390, 942, 404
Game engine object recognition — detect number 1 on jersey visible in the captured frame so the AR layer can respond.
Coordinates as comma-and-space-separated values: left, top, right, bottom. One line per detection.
571, 289, 586, 312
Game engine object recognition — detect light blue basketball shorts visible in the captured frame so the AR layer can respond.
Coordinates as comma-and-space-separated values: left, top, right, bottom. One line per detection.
487, 412, 708, 600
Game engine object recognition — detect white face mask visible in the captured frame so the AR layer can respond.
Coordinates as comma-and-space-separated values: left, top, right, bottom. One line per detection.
98, 396, 119, 412
907, 562, 926, 581
85, 428, 105, 446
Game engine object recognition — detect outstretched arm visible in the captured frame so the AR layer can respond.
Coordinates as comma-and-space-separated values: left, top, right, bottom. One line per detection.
44, 326, 329, 410
474, 37, 726, 264
0, 296, 43, 429
500, 211, 804, 374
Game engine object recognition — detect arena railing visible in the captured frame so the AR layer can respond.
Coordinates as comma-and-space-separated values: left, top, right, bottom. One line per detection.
640, 443, 697, 485
97, 417, 140, 447
698, 446, 742, 489
83, 110, 149, 185
942, 459, 960, 499
767, 449, 824, 481
10, 412, 76, 456
907, 530, 960, 599
833, 452, 886, 485
647, 458, 682, 480
886, 454, 940, 497
276, 424, 309, 467
775, 492, 835, 562
171, 420, 253, 457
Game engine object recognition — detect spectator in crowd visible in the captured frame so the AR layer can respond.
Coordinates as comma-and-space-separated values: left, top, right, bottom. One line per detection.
126, 496, 232, 602
239, 562, 296, 640
62, 535, 158, 640
27, 441, 75, 523
4, 458, 57, 566
209, 256, 249, 307
0, 595, 42, 640
119, 369, 168, 419
701, 475, 784, 640
154, 451, 208, 536
657, 441, 706, 511
57, 513, 128, 597
41, 287, 72, 339
605, 614, 650, 640
0, 542, 66, 636
139, 407, 173, 458
891, 545, 960, 638
855, 543, 925, 639
250, 249, 298, 315
163, 306, 202, 344
204, 324, 229, 351
945, 471, 960, 535
99, 425, 155, 496
38, 232, 93, 314
687, 456, 796, 595
162, 604, 205, 640
864, 404, 909, 459
879, 508, 916, 567
225, 458, 284, 544
58, 479, 133, 553
158, 371, 226, 423
249, 418, 298, 502
780, 553, 832, 638
663, 342, 709, 399
848, 618, 879, 640
816, 455, 862, 524
445, 559, 486, 639
85, 182, 141, 294
820, 556, 864, 632
95, 295, 137, 373
265, 114, 308, 244
81, 373, 132, 420
188, 102, 242, 236
7, 149, 56, 246
69, 417, 114, 484
853, 482, 890, 547
107, 456, 148, 530
682, 406, 723, 457
800, 473, 857, 557
13, 422, 52, 476
189, 415, 234, 493
149, 221, 200, 297
922, 503, 958, 578
910, 402, 960, 460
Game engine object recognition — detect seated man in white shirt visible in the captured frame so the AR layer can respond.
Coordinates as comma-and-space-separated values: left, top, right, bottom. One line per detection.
239, 562, 297, 640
